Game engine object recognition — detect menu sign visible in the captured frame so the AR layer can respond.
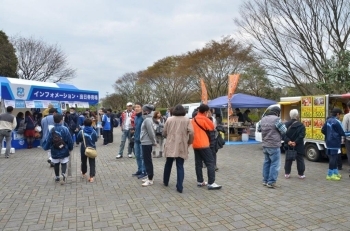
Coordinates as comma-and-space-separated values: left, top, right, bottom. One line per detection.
313, 96, 325, 118
312, 118, 325, 140
301, 97, 313, 139
300, 96, 326, 140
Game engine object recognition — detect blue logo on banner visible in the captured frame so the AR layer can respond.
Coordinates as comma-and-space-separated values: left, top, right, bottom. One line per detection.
17, 87, 25, 98
15, 100, 26, 108
34, 101, 43, 108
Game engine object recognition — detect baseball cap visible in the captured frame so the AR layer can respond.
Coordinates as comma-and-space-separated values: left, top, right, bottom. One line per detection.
126, 102, 133, 106
332, 108, 343, 114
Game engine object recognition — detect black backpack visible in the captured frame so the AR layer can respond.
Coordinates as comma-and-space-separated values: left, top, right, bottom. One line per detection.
69, 114, 78, 131
113, 118, 119, 127
51, 128, 66, 149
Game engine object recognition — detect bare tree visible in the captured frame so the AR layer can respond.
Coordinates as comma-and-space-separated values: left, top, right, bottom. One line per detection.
12, 36, 76, 82
140, 56, 196, 107
114, 72, 156, 105
182, 36, 256, 99
235, 0, 350, 95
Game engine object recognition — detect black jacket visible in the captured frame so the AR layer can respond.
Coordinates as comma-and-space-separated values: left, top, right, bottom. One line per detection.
284, 119, 306, 154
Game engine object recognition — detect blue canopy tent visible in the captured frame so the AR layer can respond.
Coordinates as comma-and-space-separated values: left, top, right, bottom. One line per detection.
208, 93, 276, 108
0, 76, 99, 150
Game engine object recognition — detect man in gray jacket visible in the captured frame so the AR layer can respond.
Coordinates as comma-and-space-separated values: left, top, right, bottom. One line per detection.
140, 104, 157, 187
0, 106, 17, 158
258, 106, 286, 188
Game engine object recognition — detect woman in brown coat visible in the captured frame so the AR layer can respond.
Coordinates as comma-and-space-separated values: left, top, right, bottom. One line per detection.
162, 104, 194, 193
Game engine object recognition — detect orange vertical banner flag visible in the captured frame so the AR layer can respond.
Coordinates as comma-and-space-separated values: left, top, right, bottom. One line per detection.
200, 78, 208, 105
228, 74, 240, 114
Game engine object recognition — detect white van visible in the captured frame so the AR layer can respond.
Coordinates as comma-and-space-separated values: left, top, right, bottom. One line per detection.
182, 103, 201, 119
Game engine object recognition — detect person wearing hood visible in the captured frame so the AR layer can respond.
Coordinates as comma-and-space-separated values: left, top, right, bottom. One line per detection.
68, 107, 79, 146
284, 109, 306, 179
131, 102, 147, 179
77, 118, 98, 183
42, 114, 73, 184
140, 104, 157, 187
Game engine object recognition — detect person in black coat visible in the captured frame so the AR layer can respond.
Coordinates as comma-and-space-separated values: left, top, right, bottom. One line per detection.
284, 109, 306, 179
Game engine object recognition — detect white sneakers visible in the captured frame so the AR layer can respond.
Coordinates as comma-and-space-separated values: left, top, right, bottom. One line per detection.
128, 154, 133, 158
142, 179, 154, 187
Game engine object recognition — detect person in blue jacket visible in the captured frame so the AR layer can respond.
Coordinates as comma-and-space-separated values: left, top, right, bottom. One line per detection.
322, 108, 350, 181
43, 114, 74, 184
76, 118, 98, 183
131, 102, 146, 179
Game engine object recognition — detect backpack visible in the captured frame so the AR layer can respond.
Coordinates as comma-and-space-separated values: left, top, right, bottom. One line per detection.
113, 118, 119, 127
69, 115, 78, 131
51, 128, 66, 149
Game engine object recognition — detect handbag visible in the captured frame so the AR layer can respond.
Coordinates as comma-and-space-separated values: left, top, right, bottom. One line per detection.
286, 148, 297, 161
82, 130, 97, 158
194, 118, 216, 144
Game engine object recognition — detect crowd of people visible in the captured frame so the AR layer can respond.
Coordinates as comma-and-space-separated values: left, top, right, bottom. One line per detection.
3, 100, 350, 189
258, 104, 350, 189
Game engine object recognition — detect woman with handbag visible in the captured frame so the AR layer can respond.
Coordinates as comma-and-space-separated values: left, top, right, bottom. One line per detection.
284, 109, 306, 179
24, 111, 36, 149
76, 118, 98, 183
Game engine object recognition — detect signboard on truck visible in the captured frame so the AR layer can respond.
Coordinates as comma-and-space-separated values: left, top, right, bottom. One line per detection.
300, 96, 325, 140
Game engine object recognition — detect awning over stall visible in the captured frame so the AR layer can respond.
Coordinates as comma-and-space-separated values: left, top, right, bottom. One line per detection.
0, 77, 99, 106
208, 93, 276, 108
278, 101, 300, 105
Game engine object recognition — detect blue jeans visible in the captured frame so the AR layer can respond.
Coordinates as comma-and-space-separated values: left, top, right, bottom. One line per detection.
134, 141, 145, 174
118, 130, 131, 156
163, 157, 185, 192
262, 147, 281, 184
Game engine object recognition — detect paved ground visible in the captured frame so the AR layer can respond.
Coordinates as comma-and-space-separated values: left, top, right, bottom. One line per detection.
1, 129, 350, 231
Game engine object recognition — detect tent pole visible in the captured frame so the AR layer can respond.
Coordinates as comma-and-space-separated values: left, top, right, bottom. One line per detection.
227, 106, 229, 143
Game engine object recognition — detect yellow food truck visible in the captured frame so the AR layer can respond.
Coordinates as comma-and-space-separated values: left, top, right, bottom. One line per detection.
255, 94, 350, 161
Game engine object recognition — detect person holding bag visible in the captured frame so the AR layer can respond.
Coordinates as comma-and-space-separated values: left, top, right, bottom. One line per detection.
77, 118, 98, 183
284, 109, 306, 179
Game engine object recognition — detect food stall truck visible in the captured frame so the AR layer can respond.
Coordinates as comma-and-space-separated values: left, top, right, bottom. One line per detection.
255, 94, 350, 161
0, 77, 99, 150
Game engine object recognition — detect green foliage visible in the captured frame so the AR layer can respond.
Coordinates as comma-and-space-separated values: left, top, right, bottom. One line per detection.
157, 108, 167, 116
319, 50, 350, 93
0, 31, 18, 78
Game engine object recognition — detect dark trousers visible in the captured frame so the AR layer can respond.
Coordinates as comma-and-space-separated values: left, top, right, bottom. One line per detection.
284, 152, 305, 175
54, 163, 67, 177
328, 154, 338, 170
163, 157, 185, 192
103, 130, 112, 145
346, 140, 350, 166
110, 127, 114, 143
194, 148, 215, 184
70, 130, 80, 145
211, 147, 217, 167
337, 154, 343, 170
142, 145, 154, 180
81, 154, 96, 177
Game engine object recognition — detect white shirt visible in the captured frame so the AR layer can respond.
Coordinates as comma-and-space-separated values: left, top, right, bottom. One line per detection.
123, 111, 132, 130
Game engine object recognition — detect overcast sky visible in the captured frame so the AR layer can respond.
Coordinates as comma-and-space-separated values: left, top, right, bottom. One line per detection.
0, 0, 244, 98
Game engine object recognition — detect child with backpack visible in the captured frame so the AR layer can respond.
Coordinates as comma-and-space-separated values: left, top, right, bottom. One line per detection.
76, 118, 98, 183
43, 114, 74, 184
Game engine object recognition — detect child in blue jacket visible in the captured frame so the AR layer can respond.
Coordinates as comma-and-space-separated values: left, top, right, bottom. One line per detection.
43, 114, 74, 184
77, 118, 98, 182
